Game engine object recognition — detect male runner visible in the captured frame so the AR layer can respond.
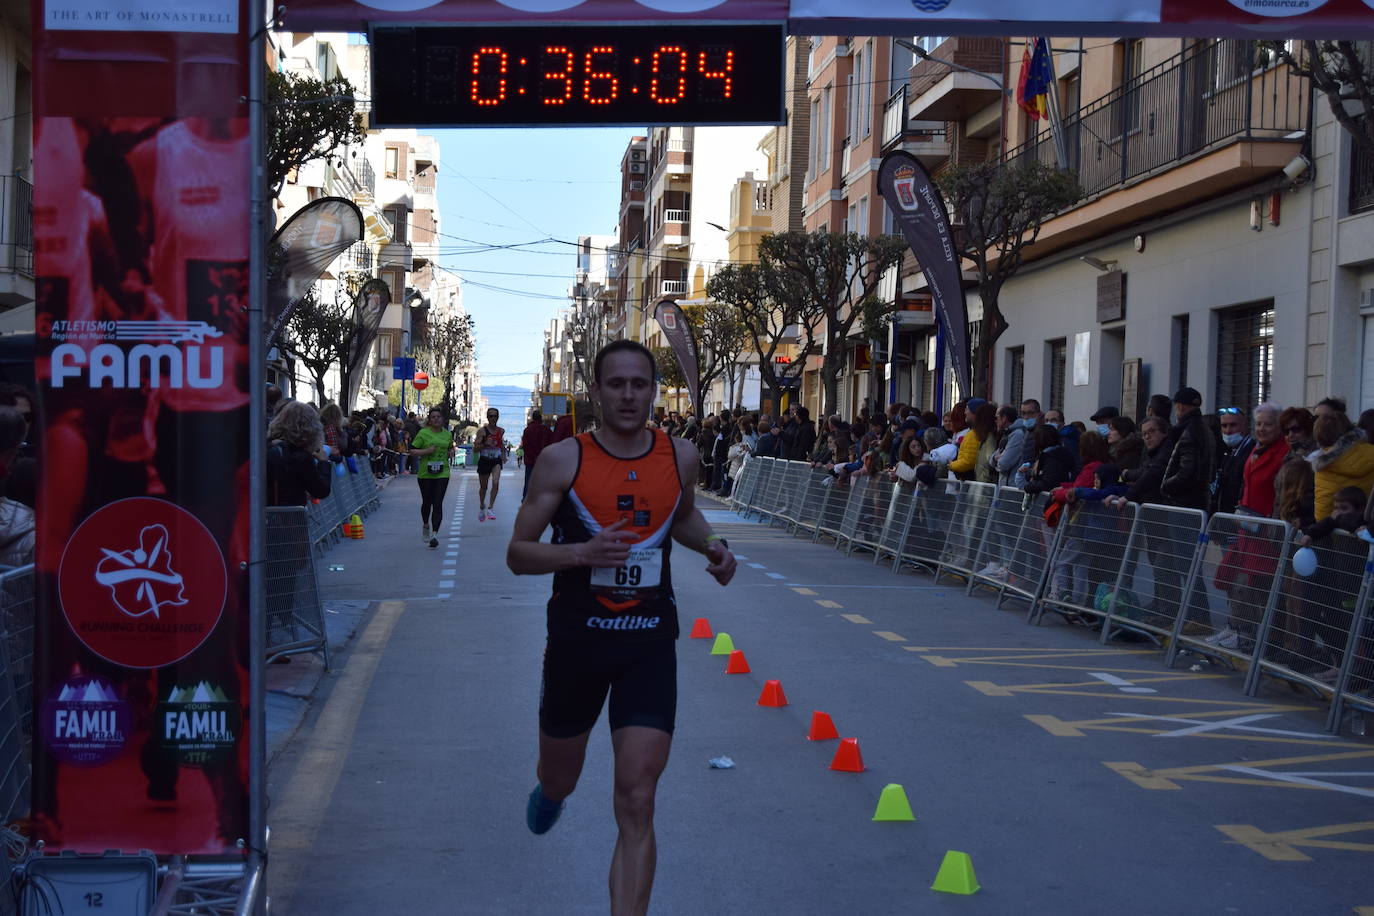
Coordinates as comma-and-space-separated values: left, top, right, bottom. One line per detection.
507, 340, 736, 916
474, 407, 505, 521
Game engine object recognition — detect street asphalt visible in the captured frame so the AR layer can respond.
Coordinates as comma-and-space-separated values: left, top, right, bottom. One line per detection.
266, 464, 1374, 915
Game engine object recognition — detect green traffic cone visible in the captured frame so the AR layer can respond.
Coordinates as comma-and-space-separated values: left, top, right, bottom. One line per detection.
710, 633, 735, 656
872, 784, 915, 822
931, 850, 980, 895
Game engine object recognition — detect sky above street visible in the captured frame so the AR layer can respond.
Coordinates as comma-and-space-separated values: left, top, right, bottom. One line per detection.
432, 127, 642, 391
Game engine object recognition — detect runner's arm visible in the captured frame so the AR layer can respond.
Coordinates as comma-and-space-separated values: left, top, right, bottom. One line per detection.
507, 439, 634, 574
668, 438, 736, 586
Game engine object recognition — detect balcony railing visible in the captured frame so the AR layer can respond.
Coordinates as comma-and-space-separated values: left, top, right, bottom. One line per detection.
1351, 134, 1374, 215
882, 86, 907, 149
661, 279, 686, 295
1003, 38, 1309, 201
342, 239, 373, 274
664, 208, 689, 223
0, 176, 32, 278
668, 138, 692, 152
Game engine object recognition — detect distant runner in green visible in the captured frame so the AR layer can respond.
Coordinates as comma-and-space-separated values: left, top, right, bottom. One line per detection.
408, 407, 454, 549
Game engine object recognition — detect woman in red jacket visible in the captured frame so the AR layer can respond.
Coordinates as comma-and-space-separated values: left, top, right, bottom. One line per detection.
1207, 404, 1287, 651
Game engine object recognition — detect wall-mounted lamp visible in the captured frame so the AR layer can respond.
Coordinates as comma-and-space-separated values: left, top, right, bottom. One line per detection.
1282, 154, 1311, 182
1079, 256, 1118, 273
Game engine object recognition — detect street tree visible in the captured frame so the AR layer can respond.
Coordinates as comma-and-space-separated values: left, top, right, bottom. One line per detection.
415, 311, 476, 420
936, 160, 1081, 398
266, 69, 367, 199
1268, 41, 1373, 159
279, 284, 352, 407
681, 300, 749, 411
651, 345, 689, 413
387, 377, 446, 411
706, 261, 818, 413
761, 231, 907, 416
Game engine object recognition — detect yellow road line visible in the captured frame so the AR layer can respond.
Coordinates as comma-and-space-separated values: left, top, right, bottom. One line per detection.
840, 612, 870, 623
792, 587, 818, 596
816, 599, 843, 609
873, 631, 906, 642
268, 599, 408, 912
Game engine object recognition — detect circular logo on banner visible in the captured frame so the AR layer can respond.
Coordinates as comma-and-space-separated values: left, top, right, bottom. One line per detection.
59, 498, 227, 669
1224, 0, 1331, 16
40, 675, 132, 767
352, 0, 446, 8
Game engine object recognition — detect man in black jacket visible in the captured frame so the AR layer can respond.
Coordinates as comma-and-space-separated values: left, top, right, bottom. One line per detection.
1161, 387, 1219, 512
1212, 407, 1255, 515
789, 406, 818, 461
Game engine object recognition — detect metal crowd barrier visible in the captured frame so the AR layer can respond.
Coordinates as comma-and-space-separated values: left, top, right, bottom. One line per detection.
728, 457, 762, 514
723, 466, 1374, 735
0, 565, 30, 827
265, 507, 331, 668
307, 462, 382, 553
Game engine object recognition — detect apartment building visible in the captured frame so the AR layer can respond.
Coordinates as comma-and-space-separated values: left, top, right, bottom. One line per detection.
800, 35, 926, 419
868, 36, 1374, 420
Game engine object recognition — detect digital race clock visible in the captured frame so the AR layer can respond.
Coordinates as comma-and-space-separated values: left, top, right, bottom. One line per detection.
370, 24, 786, 128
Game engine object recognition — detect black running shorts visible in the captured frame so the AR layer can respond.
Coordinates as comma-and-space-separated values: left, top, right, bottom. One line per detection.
539, 638, 676, 738
477, 456, 501, 476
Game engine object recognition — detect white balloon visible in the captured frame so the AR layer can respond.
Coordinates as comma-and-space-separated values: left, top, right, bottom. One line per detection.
1292, 547, 1318, 578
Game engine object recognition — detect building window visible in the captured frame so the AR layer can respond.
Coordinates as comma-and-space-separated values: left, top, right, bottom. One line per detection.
860, 39, 874, 138
1047, 338, 1067, 412
1007, 346, 1025, 407
1174, 315, 1189, 392
808, 97, 820, 181
820, 86, 833, 173
384, 146, 399, 179
1215, 301, 1274, 415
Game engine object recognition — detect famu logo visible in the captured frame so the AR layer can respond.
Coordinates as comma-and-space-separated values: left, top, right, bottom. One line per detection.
50, 320, 225, 390
40, 675, 131, 767
158, 681, 239, 765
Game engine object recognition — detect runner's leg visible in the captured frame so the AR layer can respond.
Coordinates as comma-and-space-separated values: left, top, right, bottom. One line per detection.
418, 478, 435, 526
536, 728, 593, 802
608, 726, 671, 916
429, 477, 449, 532
478, 471, 489, 511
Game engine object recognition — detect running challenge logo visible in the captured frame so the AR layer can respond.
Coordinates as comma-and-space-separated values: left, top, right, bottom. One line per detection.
49, 319, 226, 390
58, 497, 227, 668
40, 675, 131, 767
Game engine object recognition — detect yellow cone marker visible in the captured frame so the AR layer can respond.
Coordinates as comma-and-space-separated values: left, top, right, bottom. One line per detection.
872, 783, 915, 822
709, 633, 735, 656
931, 851, 980, 895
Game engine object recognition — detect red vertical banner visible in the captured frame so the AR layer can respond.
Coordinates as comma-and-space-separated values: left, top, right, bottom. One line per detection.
32, 0, 251, 853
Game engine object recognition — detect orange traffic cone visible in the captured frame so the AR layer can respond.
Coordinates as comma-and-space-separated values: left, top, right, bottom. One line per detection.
349, 513, 365, 539
689, 618, 713, 639
807, 710, 839, 741
725, 650, 751, 674
830, 737, 865, 772
757, 680, 788, 707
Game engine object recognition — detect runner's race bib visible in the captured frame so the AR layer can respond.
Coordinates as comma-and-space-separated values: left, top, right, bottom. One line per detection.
590, 547, 663, 590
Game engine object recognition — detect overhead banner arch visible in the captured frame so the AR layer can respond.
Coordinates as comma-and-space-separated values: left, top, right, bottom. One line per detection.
283, 0, 1374, 37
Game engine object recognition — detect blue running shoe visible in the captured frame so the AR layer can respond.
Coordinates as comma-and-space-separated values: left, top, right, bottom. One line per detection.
526, 784, 564, 835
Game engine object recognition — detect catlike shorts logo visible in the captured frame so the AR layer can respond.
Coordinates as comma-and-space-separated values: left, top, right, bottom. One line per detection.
59, 497, 227, 669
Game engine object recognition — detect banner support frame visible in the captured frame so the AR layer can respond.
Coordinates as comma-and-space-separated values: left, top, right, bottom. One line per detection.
247, 0, 270, 908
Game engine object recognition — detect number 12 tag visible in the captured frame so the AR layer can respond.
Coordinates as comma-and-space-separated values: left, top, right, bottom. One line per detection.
590, 547, 662, 590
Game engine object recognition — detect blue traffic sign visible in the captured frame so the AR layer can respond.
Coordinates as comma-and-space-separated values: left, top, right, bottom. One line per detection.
392, 357, 417, 380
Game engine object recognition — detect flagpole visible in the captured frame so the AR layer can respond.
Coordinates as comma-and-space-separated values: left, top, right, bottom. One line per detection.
1039, 38, 1070, 169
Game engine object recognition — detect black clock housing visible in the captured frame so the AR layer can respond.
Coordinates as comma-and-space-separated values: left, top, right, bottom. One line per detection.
370, 24, 786, 128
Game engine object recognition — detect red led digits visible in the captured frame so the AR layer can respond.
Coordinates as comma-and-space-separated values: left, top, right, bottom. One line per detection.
470, 47, 508, 106
650, 46, 688, 104
698, 47, 734, 100
542, 46, 575, 105
583, 46, 618, 105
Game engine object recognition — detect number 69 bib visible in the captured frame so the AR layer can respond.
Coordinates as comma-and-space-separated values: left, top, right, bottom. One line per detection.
590, 547, 663, 590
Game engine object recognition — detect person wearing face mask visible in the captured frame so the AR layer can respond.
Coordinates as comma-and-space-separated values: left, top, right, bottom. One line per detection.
1211, 407, 1256, 515
1090, 406, 1118, 439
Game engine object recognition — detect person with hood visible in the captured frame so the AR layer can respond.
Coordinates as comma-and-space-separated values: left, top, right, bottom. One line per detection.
1106, 416, 1143, 473
995, 405, 1034, 487
1022, 423, 1076, 495
1160, 387, 1219, 512
788, 406, 817, 461
1311, 411, 1374, 521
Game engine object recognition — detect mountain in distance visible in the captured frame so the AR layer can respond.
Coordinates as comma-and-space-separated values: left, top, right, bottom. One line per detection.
483, 385, 532, 410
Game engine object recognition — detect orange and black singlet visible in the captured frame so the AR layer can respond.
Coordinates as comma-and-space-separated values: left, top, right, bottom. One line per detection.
548, 429, 683, 642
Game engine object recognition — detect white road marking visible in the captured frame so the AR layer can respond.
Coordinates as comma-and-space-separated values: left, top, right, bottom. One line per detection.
1102, 712, 1339, 740
766, 572, 786, 579
1090, 672, 1158, 694
747, 563, 766, 569
438, 578, 455, 588
1220, 766, 1374, 799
